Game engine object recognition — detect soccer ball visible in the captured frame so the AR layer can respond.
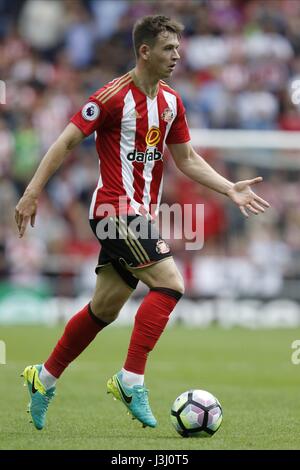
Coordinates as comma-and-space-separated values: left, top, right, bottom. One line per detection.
170, 389, 223, 437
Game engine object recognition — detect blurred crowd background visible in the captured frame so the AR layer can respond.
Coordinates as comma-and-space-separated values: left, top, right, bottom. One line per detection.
1, 0, 300, 301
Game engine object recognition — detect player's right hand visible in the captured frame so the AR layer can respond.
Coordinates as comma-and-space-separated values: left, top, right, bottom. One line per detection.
15, 192, 38, 238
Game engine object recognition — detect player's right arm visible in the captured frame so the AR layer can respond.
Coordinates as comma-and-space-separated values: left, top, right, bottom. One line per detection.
15, 123, 84, 238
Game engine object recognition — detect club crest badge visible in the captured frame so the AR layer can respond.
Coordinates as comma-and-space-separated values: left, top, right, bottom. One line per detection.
156, 239, 170, 254
161, 107, 174, 123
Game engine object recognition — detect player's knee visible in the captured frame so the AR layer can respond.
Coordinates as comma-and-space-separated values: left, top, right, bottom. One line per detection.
90, 299, 120, 324
172, 279, 185, 295
151, 276, 185, 295
164, 273, 185, 295
93, 308, 120, 324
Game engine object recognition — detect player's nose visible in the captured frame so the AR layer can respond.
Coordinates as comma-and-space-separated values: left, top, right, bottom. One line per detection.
173, 50, 180, 60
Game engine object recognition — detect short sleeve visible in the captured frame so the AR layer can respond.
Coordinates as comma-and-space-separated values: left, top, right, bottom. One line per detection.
70, 96, 108, 137
166, 95, 190, 145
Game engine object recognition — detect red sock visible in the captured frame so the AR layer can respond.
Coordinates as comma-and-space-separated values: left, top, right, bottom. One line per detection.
44, 304, 108, 378
124, 288, 182, 374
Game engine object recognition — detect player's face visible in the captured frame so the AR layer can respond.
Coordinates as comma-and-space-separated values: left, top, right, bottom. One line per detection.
148, 32, 180, 79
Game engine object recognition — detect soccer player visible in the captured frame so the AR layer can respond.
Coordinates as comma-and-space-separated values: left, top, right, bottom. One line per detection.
15, 15, 269, 430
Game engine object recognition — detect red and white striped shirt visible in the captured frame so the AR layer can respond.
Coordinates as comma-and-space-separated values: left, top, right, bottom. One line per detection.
71, 72, 190, 219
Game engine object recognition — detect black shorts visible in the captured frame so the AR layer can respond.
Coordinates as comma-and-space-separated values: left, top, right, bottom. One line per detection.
89, 215, 172, 289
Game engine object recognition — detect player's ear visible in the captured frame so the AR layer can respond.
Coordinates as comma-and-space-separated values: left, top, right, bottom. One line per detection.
139, 44, 150, 61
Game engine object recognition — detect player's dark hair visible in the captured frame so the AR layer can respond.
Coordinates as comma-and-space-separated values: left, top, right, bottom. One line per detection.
132, 15, 184, 58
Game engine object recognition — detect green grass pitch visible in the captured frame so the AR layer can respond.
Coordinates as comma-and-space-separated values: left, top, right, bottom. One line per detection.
0, 324, 299, 450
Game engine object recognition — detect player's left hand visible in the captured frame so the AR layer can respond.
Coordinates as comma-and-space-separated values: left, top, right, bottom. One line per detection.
15, 191, 38, 238
227, 176, 270, 217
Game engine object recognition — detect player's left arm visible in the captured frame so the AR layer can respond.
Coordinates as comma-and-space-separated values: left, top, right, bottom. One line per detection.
15, 123, 85, 237
168, 141, 270, 217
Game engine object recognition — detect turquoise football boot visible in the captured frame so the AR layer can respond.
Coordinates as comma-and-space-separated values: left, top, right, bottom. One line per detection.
22, 364, 55, 430
107, 371, 157, 428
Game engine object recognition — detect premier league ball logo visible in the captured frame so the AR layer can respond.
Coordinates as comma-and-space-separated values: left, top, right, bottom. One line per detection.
82, 102, 100, 121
